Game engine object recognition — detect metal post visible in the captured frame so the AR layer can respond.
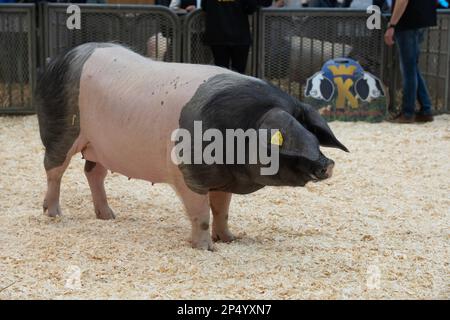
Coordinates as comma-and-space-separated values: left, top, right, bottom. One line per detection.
30, 4, 37, 113
0, 4, 36, 114
446, 12, 450, 113
257, 8, 265, 81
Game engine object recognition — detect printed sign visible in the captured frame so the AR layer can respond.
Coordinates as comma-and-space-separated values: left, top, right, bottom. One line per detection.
305, 58, 388, 122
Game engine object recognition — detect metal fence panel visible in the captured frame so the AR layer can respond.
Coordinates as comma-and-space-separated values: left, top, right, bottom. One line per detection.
182, 10, 212, 65
448, 12, 450, 114
42, 4, 180, 64
0, 4, 36, 114
182, 9, 257, 76
1, 5, 449, 115
420, 11, 450, 114
258, 8, 386, 101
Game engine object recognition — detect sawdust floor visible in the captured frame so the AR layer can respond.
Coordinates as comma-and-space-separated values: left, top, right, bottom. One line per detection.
0, 115, 449, 299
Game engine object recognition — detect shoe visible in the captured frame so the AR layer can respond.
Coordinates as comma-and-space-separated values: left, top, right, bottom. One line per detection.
415, 113, 434, 123
387, 113, 415, 124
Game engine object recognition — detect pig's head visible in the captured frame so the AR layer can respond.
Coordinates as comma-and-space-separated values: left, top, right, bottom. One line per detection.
250, 102, 348, 187
178, 73, 348, 194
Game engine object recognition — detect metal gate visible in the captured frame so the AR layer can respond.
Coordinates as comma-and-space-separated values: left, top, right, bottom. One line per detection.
182, 9, 257, 76
0, 4, 36, 114
420, 11, 450, 113
41, 3, 181, 64
0, 5, 449, 115
258, 8, 386, 101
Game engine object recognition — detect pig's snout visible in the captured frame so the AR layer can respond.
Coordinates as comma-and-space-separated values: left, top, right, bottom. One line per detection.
314, 160, 335, 180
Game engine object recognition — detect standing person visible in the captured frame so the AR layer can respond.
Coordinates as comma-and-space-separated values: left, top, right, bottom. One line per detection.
385, 0, 437, 123
201, 0, 259, 74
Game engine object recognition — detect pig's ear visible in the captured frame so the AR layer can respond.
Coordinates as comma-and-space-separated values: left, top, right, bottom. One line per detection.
298, 102, 349, 152
258, 108, 321, 161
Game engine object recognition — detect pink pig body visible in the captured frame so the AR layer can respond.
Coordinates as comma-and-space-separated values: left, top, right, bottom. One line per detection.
78, 46, 230, 184
38, 44, 238, 250
37, 43, 346, 251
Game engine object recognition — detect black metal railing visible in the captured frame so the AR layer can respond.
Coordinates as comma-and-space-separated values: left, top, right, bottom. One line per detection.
0, 3, 36, 114
0, 4, 449, 115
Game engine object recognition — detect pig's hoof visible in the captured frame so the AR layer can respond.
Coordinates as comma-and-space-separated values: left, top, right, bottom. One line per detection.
43, 200, 62, 217
95, 206, 116, 220
212, 230, 236, 243
192, 239, 215, 251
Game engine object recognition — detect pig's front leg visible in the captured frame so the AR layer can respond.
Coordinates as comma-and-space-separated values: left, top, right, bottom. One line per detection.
173, 182, 214, 251
209, 191, 235, 243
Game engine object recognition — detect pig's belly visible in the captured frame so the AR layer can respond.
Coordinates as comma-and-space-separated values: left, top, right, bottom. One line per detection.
79, 102, 176, 183
78, 73, 191, 184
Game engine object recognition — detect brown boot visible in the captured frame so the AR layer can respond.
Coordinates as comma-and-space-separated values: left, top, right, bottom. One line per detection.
387, 113, 415, 124
415, 113, 434, 123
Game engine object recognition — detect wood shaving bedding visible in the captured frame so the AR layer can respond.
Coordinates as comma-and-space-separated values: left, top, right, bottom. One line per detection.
0, 115, 448, 299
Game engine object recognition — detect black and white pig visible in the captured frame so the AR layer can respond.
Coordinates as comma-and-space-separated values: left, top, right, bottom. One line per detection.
36, 43, 348, 250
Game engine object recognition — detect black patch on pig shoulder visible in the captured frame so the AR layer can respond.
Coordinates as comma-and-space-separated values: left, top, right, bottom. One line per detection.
178, 73, 303, 195
36, 42, 119, 170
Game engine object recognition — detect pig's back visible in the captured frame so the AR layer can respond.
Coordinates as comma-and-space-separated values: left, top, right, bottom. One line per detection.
78, 46, 231, 183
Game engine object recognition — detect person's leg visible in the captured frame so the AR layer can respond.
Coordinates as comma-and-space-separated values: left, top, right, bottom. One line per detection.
416, 74, 432, 114
395, 29, 420, 118
230, 45, 250, 74
210, 45, 231, 69
415, 29, 433, 116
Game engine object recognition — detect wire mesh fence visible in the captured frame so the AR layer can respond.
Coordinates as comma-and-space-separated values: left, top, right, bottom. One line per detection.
0, 5, 449, 115
258, 8, 386, 102
182, 9, 257, 76
182, 10, 213, 66
0, 4, 36, 114
42, 4, 180, 64
418, 11, 449, 113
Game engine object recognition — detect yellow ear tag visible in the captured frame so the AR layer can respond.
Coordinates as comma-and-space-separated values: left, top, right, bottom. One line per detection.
271, 130, 283, 146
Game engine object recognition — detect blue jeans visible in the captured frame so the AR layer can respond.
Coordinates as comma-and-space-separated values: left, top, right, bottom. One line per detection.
396, 28, 433, 117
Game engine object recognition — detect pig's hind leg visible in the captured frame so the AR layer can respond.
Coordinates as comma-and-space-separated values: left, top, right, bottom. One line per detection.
38, 43, 115, 218
209, 191, 236, 243
173, 182, 214, 251
84, 160, 115, 220
42, 140, 80, 217
43, 160, 69, 217
37, 45, 85, 217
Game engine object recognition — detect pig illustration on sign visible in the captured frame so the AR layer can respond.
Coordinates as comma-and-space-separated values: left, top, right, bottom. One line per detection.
36, 43, 348, 250
354, 72, 385, 102
305, 72, 335, 102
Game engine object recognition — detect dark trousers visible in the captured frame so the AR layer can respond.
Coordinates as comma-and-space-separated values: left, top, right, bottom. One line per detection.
210, 45, 250, 74
396, 28, 433, 116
